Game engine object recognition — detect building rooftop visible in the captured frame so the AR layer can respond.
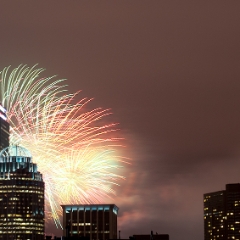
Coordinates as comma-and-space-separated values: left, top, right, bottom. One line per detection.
0, 145, 32, 158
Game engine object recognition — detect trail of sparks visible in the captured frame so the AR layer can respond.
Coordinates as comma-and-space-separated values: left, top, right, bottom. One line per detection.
0, 64, 126, 228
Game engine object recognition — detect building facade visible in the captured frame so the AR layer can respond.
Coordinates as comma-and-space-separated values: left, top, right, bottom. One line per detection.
0, 104, 9, 151
204, 183, 240, 240
0, 145, 44, 240
61, 204, 118, 240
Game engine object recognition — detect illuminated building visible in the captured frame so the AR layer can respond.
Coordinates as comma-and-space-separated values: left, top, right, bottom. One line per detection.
0, 145, 44, 240
204, 183, 240, 240
61, 204, 118, 240
0, 104, 9, 151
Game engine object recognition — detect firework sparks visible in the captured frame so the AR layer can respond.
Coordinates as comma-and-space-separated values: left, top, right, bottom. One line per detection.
0, 64, 126, 228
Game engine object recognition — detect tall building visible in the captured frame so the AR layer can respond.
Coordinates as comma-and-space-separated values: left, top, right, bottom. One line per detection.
204, 183, 240, 240
61, 204, 118, 240
0, 145, 45, 240
0, 104, 9, 151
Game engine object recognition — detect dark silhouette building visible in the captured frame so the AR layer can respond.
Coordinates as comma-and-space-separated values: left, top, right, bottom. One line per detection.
0, 104, 9, 151
0, 145, 44, 240
204, 183, 240, 240
50, 237, 89, 240
132, 233, 169, 240
61, 204, 118, 240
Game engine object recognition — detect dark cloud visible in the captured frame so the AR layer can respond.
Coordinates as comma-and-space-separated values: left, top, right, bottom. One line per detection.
1, 1, 240, 240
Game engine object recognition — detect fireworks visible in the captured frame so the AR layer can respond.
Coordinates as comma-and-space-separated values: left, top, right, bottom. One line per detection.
0, 64, 125, 228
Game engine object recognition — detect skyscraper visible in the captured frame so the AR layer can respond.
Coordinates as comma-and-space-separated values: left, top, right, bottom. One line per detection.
204, 183, 240, 240
0, 104, 9, 151
0, 145, 44, 240
61, 204, 118, 240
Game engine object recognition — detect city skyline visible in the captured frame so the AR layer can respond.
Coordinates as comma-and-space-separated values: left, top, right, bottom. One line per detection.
0, 2, 240, 240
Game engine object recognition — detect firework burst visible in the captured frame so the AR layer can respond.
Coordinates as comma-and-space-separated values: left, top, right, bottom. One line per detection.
0, 64, 125, 228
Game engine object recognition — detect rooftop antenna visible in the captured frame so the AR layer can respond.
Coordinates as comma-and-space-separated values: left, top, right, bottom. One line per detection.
150, 231, 154, 240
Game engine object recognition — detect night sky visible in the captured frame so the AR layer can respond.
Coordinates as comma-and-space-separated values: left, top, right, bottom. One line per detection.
1, 2, 240, 240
